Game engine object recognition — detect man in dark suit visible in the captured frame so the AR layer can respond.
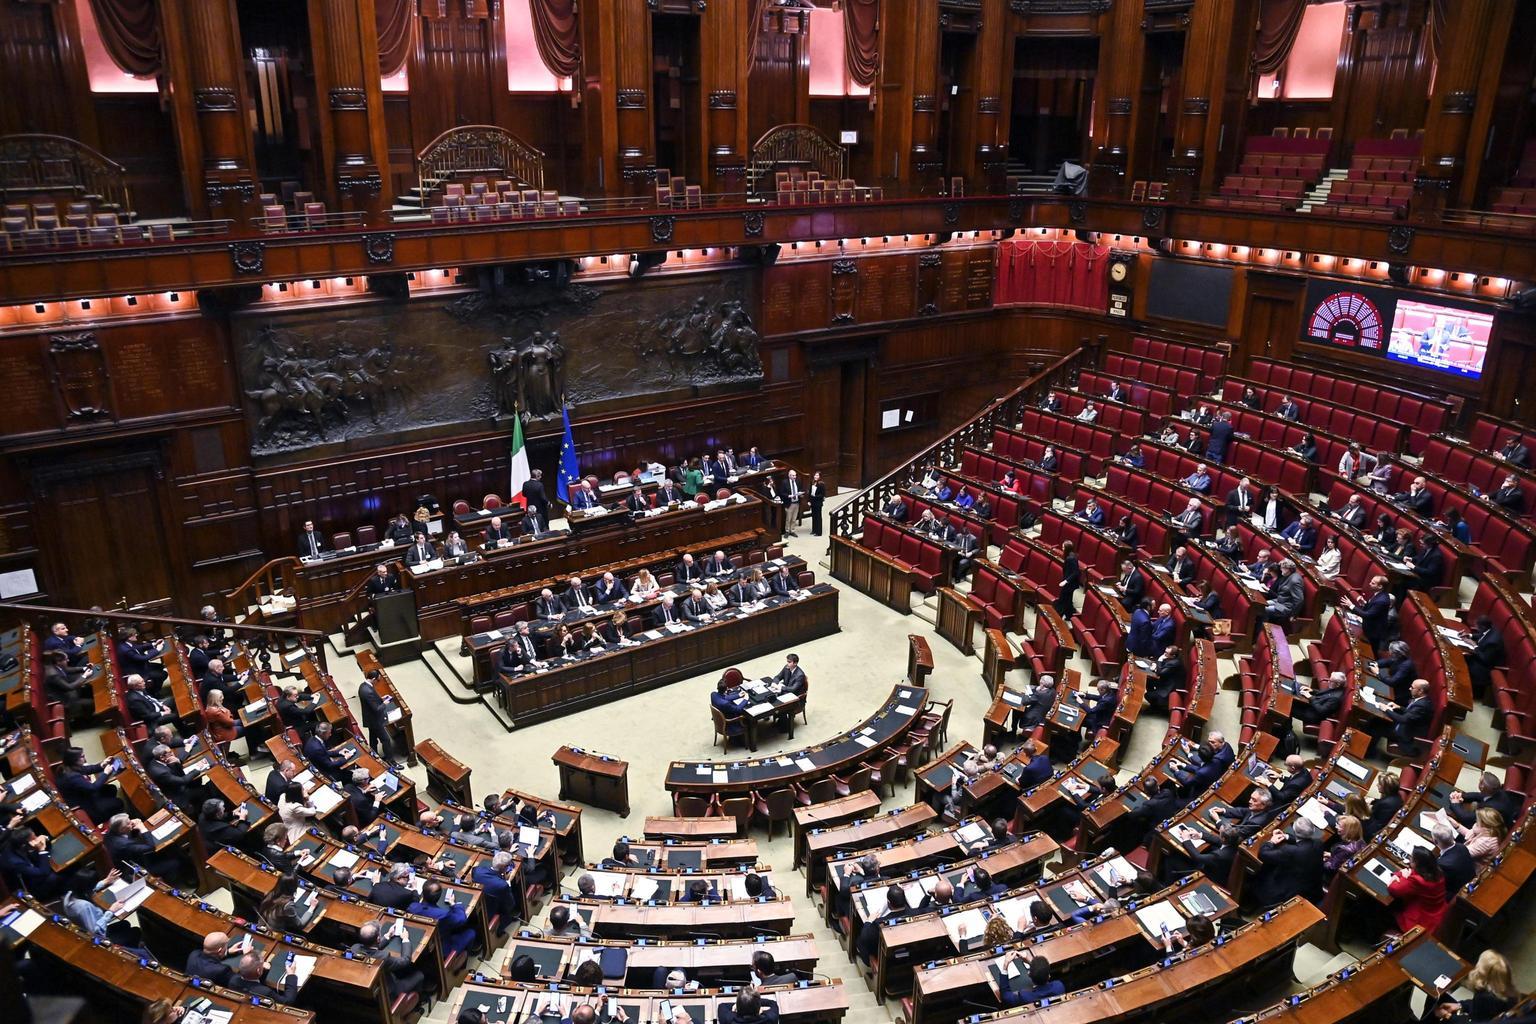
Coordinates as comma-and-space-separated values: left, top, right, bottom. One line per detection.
719, 991, 780, 1024
1432, 822, 1476, 897
1172, 498, 1205, 538
652, 595, 683, 628
1377, 641, 1417, 705
1204, 412, 1234, 464
1017, 740, 1053, 789
1263, 560, 1306, 625
1224, 478, 1255, 527
1147, 645, 1185, 710
1276, 396, 1301, 421
1465, 616, 1504, 696
1413, 534, 1446, 591
702, 550, 732, 576
1355, 575, 1394, 654
297, 520, 327, 559
1294, 671, 1347, 728
57, 747, 124, 824
1333, 495, 1369, 529
1126, 600, 1154, 657
531, 588, 564, 619
954, 530, 983, 583
768, 565, 798, 596
1170, 731, 1233, 796
403, 535, 437, 566
1279, 513, 1318, 552
471, 852, 521, 936
675, 553, 703, 586
351, 921, 425, 1000
1491, 474, 1525, 515
499, 624, 540, 674
1395, 477, 1434, 516
1117, 560, 1146, 608
1267, 755, 1312, 806
364, 563, 401, 597
623, 487, 649, 513
1447, 771, 1523, 829
771, 654, 807, 696
369, 864, 417, 911
43, 621, 89, 668
344, 768, 384, 828
882, 495, 909, 522
522, 469, 551, 526
562, 576, 596, 613
199, 657, 237, 707
1250, 820, 1324, 908
302, 721, 350, 781
1166, 546, 1195, 584
681, 588, 712, 623
146, 743, 204, 812
1080, 678, 1119, 737
115, 628, 167, 691
230, 954, 299, 1004
593, 572, 628, 605
1122, 776, 1182, 848
124, 674, 177, 732
357, 669, 397, 764
1383, 679, 1434, 754
1149, 604, 1176, 652
711, 677, 748, 744
1497, 436, 1530, 468
1212, 787, 1278, 840
1040, 391, 1062, 413
265, 762, 300, 803
185, 932, 242, 986
808, 471, 827, 536
483, 516, 512, 547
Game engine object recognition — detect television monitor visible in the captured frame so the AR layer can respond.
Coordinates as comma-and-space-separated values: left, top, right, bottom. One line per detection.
1385, 299, 1492, 378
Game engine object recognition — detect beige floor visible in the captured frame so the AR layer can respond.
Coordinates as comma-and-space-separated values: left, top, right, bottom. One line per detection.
223, 489, 1528, 1021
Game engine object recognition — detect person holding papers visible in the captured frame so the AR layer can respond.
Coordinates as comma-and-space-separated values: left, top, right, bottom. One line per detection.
997, 953, 1065, 1007
409, 881, 477, 957
719, 991, 780, 1024
855, 883, 910, 964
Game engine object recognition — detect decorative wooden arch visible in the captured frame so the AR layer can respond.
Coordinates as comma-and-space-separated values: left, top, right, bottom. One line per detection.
416, 125, 545, 198
747, 123, 847, 195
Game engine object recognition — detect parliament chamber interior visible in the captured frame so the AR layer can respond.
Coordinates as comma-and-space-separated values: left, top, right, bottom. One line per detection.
6, 0, 1536, 1022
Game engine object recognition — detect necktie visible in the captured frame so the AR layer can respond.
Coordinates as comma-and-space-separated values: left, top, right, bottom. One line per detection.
577, 589, 590, 610
308, 533, 317, 556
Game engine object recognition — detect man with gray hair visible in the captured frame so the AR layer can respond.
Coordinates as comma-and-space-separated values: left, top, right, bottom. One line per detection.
369, 862, 416, 910
471, 849, 521, 936
145, 741, 202, 811
1294, 670, 1348, 729
1250, 818, 1323, 908
1432, 820, 1475, 896
450, 812, 499, 851
231, 951, 299, 1003
835, 853, 883, 920
344, 767, 383, 828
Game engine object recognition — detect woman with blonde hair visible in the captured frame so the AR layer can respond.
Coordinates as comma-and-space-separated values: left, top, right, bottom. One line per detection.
1323, 814, 1365, 874
1443, 807, 1507, 869
630, 567, 660, 599
1427, 949, 1519, 1021
983, 913, 1013, 948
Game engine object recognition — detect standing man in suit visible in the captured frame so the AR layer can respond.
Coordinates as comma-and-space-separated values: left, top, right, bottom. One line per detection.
357, 669, 398, 766
365, 564, 401, 601
298, 520, 327, 559
1354, 575, 1394, 654
1116, 559, 1146, 608
521, 469, 550, 526
783, 470, 803, 536
808, 472, 827, 536
1225, 478, 1254, 527
1149, 604, 1176, 651
1126, 599, 1155, 657
1204, 412, 1234, 464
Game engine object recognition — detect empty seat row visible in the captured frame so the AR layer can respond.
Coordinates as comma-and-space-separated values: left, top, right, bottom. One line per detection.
1130, 337, 1228, 378
1489, 186, 1536, 215
1103, 351, 1209, 398
1465, 414, 1536, 462
1135, 445, 1244, 517
1221, 378, 1409, 454
1077, 370, 1179, 418
1325, 180, 1411, 210
1243, 358, 1451, 442
1344, 156, 1415, 182
858, 515, 947, 593
1202, 400, 1357, 476
1219, 176, 1308, 203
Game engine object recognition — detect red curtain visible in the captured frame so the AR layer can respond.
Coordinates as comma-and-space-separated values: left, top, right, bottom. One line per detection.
375, 0, 414, 78
997, 240, 1108, 312
1254, 0, 1308, 74
528, 0, 580, 79
87, 0, 161, 77
843, 0, 879, 87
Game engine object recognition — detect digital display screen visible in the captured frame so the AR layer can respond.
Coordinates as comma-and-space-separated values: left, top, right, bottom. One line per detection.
1300, 280, 1493, 379
1385, 299, 1493, 378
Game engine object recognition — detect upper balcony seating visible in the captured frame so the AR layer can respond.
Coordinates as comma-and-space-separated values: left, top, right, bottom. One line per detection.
1466, 414, 1536, 462
1323, 137, 1420, 219
1210, 134, 1331, 210
1237, 357, 1453, 451
1489, 187, 1536, 215
1130, 336, 1228, 377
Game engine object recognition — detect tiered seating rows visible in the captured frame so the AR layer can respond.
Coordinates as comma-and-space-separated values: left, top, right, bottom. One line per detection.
1242, 357, 1452, 443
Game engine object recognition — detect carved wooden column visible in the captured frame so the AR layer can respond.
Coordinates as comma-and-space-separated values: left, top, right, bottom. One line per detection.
605, 0, 654, 196
947, 0, 1010, 192
1166, 0, 1238, 202
1088, 0, 1143, 197
159, 0, 259, 219
875, 0, 942, 194
308, 0, 392, 212
700, 1, 749, 192
1417, 0, 1514, 214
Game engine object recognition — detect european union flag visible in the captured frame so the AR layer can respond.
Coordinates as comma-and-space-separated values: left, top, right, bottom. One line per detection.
557, 404, 581, 502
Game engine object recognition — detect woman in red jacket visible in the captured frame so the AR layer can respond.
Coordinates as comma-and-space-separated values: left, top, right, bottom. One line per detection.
202, 688, 245, 765
1387, 845, 1447, 934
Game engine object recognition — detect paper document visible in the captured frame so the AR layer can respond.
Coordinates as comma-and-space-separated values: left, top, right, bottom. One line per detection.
794, 757, 816, 772
149, 817, 182, 842
329, 849, 359, 869
629, 876, 659, 902
1134, 900, 1187, 936
942, 908, 989, 947
310, 785, 344, 813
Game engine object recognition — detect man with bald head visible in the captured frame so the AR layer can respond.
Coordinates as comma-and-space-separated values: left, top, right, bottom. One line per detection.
351, 920, 425, 998
920, 878, 956, 910
186, 931, 245, 985
594, 571, 628, 605
1268, 754, 1312, 807
230, 952, 299, 1003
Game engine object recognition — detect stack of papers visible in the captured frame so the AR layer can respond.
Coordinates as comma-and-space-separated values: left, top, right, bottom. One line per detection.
1134, 899, 1187, 936
942, 907, 989, 947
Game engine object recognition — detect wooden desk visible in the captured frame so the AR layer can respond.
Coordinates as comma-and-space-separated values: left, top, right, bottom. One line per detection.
792, 791, 883, 869
497, 585, 839, 725
803, 803, 939, 893
415, 737, 473, 805
666, 685, 928, 804
936, 586, 983, 654
829, 535, 916, 614
908, 634, 935, 686
292, 494, 769, 638
553, 746, 631, 817
492, 932, 821, 986
643, 815, 740, 841
569, 896, 799, 939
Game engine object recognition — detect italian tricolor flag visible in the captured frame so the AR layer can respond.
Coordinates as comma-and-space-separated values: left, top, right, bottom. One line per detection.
509, 415, 530, 508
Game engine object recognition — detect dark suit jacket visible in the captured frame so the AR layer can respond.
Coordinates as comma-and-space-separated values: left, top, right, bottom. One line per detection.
302, 735, 348, 779
1439, 841, 1476, 896
719, 1002, 781, 1024
1363, 793, 1403, 839
1205, 420, 1234, 462
562, 585, 595, 611
1150, 616, 1176, 652
298, 530, 327, 558
702, 555, 732, 575
1492, 485, 1525, 514
1359, 589, 1394, 646
521, 478, 549, 512
365, 572, 401, 597
773, 665, 808, 694
1120, 569, 1146, 608
186, 949, 235, 986
369, 879, 415, 910
232, 972, 299, 1004
1127, 609, 1153, 657
1269, 769, 1311, 806
674, 560, 703, 584
484, 523, 512, 545
534, 596, 565, 618
126, 690, 176, 729
594, 579, 629, 604
1252, 837, 1323, 906
147, 758, 198, 807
